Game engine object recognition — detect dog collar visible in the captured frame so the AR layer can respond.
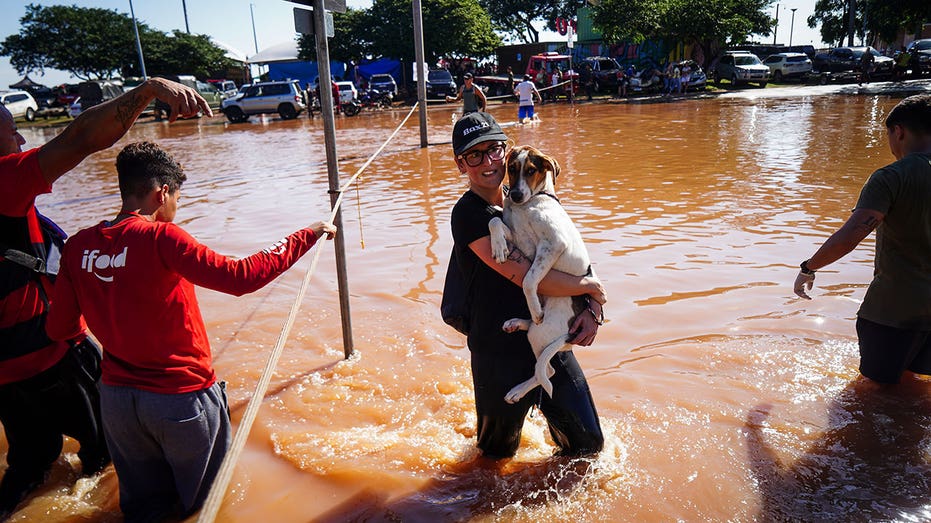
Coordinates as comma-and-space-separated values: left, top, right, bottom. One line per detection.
534, 192, 560, 203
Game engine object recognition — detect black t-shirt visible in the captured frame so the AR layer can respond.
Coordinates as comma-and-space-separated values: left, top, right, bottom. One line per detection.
450, 190, 534, 357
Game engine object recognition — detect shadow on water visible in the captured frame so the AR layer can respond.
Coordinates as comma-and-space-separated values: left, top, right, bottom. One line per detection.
746, 376, 931, 522
313, 455, 596, 522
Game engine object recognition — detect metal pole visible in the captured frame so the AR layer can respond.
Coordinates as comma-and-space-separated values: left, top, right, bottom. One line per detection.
181, 0, 190, 33
250, 3, 260, 81
789, 8, 797, 47
250, 4, 259, 54
128, 0, 147, 79
773, 4, 779, 45
412, 0, 428, 148
846, 0, 856, 46
313, 0, 354, 358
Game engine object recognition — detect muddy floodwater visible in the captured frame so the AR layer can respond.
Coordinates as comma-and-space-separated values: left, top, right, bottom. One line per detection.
9, 92, 931, 522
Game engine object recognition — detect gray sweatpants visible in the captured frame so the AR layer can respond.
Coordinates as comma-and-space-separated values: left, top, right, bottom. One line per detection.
100, 382, 231, 523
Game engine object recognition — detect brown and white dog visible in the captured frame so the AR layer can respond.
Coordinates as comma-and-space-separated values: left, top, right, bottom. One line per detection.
489, 145, 598, 404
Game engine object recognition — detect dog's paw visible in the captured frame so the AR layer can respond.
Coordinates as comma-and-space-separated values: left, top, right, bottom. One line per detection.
504, 387, 525, 404
531, 311, 544, 325
491, 240, 509, 264
502, 318, 530, 333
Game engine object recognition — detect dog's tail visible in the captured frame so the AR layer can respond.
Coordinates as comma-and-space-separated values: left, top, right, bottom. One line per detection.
536, 334, 572, 398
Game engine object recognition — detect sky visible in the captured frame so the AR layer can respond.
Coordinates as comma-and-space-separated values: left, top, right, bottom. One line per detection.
0, 0, 827, 90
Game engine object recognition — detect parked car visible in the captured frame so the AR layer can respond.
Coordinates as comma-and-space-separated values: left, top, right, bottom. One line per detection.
207, 79, 238, 98
154, 75, 224, 119
678, 60, 707, 90
812, 47, 893, 81
581, 56, 622, 91
424, 69, 456, 98
906, 39, 931, 76
368, 73, 398, 99
68, 80, 124, 117
221, 79, 306, 122
0, 90, 38, 121
334, 81, 357, 105
26, 86, 68, 118
713, 51, 769, 87
762, 52, 812, 82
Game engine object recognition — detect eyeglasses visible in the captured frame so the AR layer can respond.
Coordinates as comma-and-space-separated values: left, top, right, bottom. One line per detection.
458, 143, 506, 167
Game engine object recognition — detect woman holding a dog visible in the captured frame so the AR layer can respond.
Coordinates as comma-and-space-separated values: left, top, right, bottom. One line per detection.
448, 112, 605, 459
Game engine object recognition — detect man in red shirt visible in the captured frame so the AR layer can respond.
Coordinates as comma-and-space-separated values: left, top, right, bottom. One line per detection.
0, 78, 211, 517
46, 141, 335, 522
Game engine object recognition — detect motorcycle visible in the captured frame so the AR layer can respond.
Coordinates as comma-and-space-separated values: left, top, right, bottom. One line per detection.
310, 97, 361, 117
356, 88, 393, 110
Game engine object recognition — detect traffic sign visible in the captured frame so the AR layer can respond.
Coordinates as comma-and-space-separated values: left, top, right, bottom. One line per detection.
283, 0, 346, 14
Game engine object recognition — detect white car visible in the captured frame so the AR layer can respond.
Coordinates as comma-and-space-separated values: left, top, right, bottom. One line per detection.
0, 90, 38, 121
335, 81, 357, 104
763, 52, 813, 82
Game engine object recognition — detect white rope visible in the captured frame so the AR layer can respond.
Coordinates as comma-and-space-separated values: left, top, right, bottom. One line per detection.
196, 104, 419, 523
483, 79, 574, 101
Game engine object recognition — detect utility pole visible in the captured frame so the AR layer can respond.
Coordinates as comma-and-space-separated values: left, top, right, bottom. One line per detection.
773, 4, 779, 45
412, 0, 428, 148
846, 0, 856, 46
789, 8, 797, 47
181, 0, 190, 33
128, 0, 147, 79
311, 0, 354, 358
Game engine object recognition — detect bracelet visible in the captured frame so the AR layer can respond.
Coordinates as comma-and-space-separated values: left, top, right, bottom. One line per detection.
800, 260, 815, 275
587, 305, 605, 326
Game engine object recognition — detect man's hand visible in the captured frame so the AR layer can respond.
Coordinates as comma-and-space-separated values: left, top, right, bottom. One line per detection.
794, 270, 816, 300
569, 299, 602, 346
310, 221, 337, 240
148, 77, 212, 121
582, 276, 607, 305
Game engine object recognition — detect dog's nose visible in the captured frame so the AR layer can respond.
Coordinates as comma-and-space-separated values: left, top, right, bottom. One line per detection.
510, 190, 524, 204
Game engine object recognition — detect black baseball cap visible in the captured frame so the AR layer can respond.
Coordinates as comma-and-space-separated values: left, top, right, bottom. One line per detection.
463, 72, 473, 79
452, 112, 508, 156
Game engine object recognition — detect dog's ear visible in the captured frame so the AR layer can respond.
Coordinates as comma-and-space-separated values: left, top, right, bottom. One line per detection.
541, 153, 561, 181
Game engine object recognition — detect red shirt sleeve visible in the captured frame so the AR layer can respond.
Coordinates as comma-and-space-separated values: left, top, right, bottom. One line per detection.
0, 148, 52, 217
45, 247, 87, 341
155, 223, 320, 296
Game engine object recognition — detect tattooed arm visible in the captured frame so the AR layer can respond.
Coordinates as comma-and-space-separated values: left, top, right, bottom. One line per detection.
805, 208, 885, 271
468, 235, 606, 303
37, 78, 211, 185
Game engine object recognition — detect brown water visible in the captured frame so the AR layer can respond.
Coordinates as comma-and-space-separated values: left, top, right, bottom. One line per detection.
8, 93, 931, 522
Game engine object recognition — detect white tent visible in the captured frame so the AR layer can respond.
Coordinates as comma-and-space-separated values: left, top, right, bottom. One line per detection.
211, 39, 249, 63
247, 40, 301, 64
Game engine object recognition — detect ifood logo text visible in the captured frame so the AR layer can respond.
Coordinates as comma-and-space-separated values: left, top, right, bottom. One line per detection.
81, 247, 128, 282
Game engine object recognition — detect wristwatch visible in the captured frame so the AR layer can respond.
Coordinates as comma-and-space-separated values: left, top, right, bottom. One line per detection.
800, 260, 815, 275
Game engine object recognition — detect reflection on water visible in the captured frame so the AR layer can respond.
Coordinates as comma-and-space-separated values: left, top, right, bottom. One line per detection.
6, 94, 927, 522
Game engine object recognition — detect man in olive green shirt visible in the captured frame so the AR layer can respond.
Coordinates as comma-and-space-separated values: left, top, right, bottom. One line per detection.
794, 94, 931, 383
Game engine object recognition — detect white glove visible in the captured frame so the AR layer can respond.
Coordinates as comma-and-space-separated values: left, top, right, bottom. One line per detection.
794, 270, 815, 300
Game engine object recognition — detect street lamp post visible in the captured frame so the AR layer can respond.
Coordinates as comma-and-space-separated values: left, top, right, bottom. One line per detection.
249, 3, 260, 80
789, 8, 798, 47
773, 4, 779, 45
181, 0, 190, 33
128, 0, 147, 79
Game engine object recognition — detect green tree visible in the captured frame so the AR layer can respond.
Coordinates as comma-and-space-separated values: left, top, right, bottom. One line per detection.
477, 0, 588, 44
2, 4, 235, 81
366, 0, 500, 62
809, 0, 931, 47
1, 3, 140, 80
591, 0, 773, 63
297, 8, 373, 63
133, 30, 234, 79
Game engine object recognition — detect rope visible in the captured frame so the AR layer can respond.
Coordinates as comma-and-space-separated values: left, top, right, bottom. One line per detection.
196, 104, 419, 523
483, 79, 574, 101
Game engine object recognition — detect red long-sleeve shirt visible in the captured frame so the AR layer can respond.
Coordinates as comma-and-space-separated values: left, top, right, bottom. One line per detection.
47, 214, 319, 393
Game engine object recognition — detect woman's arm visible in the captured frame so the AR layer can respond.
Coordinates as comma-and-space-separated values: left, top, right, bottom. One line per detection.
468, 235, 606, 303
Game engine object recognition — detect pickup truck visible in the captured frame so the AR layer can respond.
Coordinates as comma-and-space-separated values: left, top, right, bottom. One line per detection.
812, 46, 894, 83
474, 52, 578, 96
581, 56, 622, 91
